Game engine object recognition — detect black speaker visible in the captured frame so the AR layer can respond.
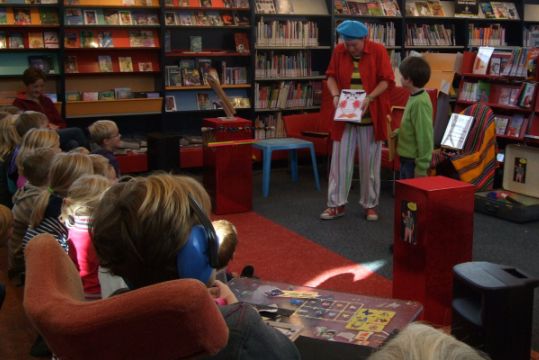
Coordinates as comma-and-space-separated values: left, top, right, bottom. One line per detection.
147, 133, 180, 172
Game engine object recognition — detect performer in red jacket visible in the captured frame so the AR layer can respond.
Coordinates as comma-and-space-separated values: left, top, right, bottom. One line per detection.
320, 20, 394, 221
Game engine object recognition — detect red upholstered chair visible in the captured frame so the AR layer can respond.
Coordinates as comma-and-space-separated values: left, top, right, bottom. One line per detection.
23, 234, 229, 360
282, 80, 334, 157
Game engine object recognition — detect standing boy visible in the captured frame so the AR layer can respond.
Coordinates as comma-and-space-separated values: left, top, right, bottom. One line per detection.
395, 56, 433, 179
88, 120, 121, 177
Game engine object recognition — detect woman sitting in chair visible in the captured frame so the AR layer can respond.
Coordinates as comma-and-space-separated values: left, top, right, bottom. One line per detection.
91, 173, 300, 359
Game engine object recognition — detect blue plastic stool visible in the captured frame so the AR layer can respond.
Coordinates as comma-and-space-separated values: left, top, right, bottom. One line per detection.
252, 138, 320, 197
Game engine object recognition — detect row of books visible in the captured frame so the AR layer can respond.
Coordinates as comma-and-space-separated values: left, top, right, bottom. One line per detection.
0, 0, 57, 4
164, 10, 249, 26
0, 7, 58, 25
337, 0, 401, 16
255, 51, 313, 79
0, 31, 57, 49
404, 23, 455, 46
165, 0, 248, 8
256, 19, 319, 48
472, 47, 539, 78
164, 93, 250, 112
366, 22, 396, 47
66, 88, 159, 102
64, 29, 157, 48
67, 0, 153, 5
468, 24, 506, 47
479, 1, 519, 20
65, 8, 159, 26
494, 114, 528, 138
165, 59, 248, 87
254, 113, 285, 139
65, 55, 155, 73
459, 81, 536, 109
254, 80, 323, 110
524, 26, 539, 48
255, 0, 294, 14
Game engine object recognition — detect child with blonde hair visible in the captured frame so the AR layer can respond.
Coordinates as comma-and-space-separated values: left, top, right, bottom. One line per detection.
88, 120, 121, 177
14, 111, 48, 138
9, 148, 56, 280
15, 128, 60, 189
23, 152, 94, 252
61, 175, 111, 299
0, 112, 20, 206
89, 154, 117, 182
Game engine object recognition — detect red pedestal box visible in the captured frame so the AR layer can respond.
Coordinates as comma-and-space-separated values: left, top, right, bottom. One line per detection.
393, 176, 475, 326
203, 117, 253, 215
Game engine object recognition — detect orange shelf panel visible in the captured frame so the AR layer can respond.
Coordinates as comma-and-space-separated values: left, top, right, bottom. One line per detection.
65, 97, 162, 117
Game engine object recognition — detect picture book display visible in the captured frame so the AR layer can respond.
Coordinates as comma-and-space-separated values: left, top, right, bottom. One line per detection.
190, 35, 202, 52
494, 115, 510, 135
28, 55, 54, 74
334, 89, 367, 123
472, 47, 495, 75
98, 55, 113, 72
454, 0, 478, 17
165, 95, 177, 112
234, 32, 249, 53
65, 56, 78, 73
441, 113, 475, 150
118, 56, 133, 72
506, 115, 525, 138
28, 32, 44, 49
43, 31, 59, 48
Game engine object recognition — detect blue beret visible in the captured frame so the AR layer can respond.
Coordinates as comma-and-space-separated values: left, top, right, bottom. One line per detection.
337, 20, 368, 40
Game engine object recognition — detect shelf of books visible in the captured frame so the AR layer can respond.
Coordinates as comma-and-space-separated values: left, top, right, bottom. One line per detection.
163, 0, 251, 119
253, 0, 331, 139
62, 0, 162, 118
457, 46, 539, 144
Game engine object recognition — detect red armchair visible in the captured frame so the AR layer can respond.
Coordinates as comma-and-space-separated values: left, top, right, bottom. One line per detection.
282, 80, 334, 157
23, 234, 229, 360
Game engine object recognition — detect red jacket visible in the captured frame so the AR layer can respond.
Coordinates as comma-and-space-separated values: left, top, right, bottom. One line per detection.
326, 41, 395, 142
13, 92, 66, 128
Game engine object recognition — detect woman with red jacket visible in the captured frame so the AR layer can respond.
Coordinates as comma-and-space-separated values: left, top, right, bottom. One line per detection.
320, 20, 394, 221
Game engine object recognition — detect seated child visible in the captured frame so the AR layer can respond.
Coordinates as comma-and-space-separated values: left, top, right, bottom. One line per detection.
367, 322, 489, 360
0, 204, 13, 309
23, 153, 94, 252
89, 154, 117, 182
9, 148, 56, 280
0, 112, 20, 206
91, 174, 300, 359
61, 175, 112, 299
88, 120, 121, 177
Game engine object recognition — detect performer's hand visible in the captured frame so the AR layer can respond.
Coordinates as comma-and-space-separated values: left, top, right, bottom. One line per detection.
333, 96, 339, 108
361, 95, 372, 112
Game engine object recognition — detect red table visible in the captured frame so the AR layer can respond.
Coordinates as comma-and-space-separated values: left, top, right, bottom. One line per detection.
393, 176, 475, 326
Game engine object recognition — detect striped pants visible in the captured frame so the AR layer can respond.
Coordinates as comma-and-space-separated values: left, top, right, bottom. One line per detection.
327, 124, 382, 209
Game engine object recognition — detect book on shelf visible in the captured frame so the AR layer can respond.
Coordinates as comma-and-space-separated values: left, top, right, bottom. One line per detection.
39, 8, 58, 25
197, 58, 212, 85
114, 87, 133, 99
65, 8, 83, 25
165, 95, 177, 112
196, 93, 211, 110
83, 10, 98, 25
119, 10, 133, 25
118, 56, 133, 72
506, 115, 525, 137
414, 1, 431, 16
138, 62, 153, 72
454, 0, 478, 17
221, 13, 235, 25
128, 30, 155, 47
472, 47, 494, 75
81, 30, 98, 48
28, 55, 54, 74
82, 91, 99, 101
190, 35, 202, 52
517, 82, 535, 108
98, 90, 115, 101
14, 8, 31, 25
98, 55, 113, 72
0, 32, 6, 49
66, 91, 81, 101
207, 11, 223, 26
381, 0, 402, 16
508, 86, 522, 106
65, 56, 78, 73
480, 2, 495, 18
441, 113, 474, 150
275, 0, 294, 14
179, 59, 195, 70
28, 32, 44, 49
97, 31, 114, 48
200, 0, 212, 7
165, 12, 177, 25
166, 65, 182, 86
256, 0, 276, 14
367, 2, 384, 16
497, 86, 512, 105
334, 89, 367, 123
182, 68, 202, 86
0, 9, 6, 25
494, 115, 510, 135
104, 10, 120, 25
43, 31, 59, 48
234, 32, 249, 53
132, 11, 159, 26
428, 0, 445, 16
477, 80, 490, 102
194, 11, 209, 25
64, 31, 79, 48
488, 56, 501, 75
179, 12, 193, 25
490, 2, 519, 20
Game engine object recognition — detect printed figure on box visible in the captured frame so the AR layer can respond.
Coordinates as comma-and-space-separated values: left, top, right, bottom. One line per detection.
401, 201, 417, 245
513, 157, 527, 183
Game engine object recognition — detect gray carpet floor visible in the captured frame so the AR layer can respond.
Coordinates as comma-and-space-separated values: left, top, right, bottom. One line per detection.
246, 165, 539, 350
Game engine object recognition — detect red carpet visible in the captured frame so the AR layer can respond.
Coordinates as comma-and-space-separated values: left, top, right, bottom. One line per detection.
220, 212, 392, 298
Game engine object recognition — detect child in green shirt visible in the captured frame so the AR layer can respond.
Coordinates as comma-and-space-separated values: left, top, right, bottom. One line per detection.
395, 56, 433, 178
